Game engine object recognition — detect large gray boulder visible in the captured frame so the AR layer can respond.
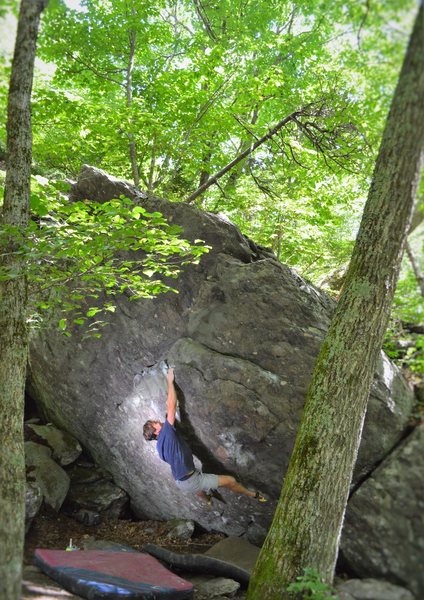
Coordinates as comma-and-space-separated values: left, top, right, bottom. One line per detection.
340, 424, 424, 599
27, 165, 414, 537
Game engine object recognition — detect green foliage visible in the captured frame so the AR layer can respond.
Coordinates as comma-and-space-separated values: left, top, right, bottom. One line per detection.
0, 175, 208, 332
27, 0, 415, 281
384, 323, 424, 375
1, 0, 420, 337
383, 223, 424, 375
286, 568, 339, 600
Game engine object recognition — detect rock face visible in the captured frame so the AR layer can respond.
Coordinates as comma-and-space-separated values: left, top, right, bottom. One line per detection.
27, 165, 414, 538
340, 424, 424, 599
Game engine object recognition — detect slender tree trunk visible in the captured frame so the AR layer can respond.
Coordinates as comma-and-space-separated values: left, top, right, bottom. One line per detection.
0, 2, 47, 598
223, 104, 260, 195
126, 5, 139, 187
248, 4, 424, 599
409, 199, 423, 232
405, 240, 424, 297
147, 135, 157, 192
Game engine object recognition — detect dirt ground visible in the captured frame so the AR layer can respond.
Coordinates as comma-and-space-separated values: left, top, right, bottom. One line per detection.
25, 505, 226, 564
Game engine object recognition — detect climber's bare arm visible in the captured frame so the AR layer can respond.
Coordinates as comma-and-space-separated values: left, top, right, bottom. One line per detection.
166, 368, 177, 426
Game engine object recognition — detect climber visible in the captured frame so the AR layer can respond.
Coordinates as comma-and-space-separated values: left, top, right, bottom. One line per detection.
143, 367, 267, 503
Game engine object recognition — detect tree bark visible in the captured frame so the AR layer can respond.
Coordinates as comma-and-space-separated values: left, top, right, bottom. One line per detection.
0, 1, 47, 598
247, 4, 424, 599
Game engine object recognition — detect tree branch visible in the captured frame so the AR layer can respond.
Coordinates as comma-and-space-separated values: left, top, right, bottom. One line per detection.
405, 240, 424, 297
64, 50, 125, 87
186, 108, 303, 203
193, 0, 217, 40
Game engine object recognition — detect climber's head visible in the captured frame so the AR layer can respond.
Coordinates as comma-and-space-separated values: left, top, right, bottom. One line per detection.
143, 420, 162, 441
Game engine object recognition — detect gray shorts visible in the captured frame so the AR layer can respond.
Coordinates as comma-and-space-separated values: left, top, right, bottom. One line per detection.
175, 470, 219, 493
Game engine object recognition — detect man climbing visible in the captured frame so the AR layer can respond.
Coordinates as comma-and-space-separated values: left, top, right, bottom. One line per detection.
143, 367, 267, 503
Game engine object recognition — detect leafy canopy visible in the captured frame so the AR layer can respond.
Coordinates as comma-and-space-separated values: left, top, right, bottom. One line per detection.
0, 0, 421, 351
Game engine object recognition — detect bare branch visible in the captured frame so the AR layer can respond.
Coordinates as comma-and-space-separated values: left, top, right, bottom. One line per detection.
357, 0, 371, 50
186, 108, 303, 203
193, 0, 217, 40
405, 240, 424, 297
64, 50, 125, 87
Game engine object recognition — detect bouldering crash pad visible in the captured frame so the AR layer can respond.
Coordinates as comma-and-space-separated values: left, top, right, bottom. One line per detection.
34, 549, 194, 599
143, 544, 250, 586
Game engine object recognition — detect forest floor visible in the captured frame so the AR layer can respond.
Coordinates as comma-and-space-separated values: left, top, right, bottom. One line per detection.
24, 505, 225, 563
23, 506, 231, 599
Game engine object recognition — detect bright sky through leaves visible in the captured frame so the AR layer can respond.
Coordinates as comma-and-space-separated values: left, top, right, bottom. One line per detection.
63, 0, 86, 11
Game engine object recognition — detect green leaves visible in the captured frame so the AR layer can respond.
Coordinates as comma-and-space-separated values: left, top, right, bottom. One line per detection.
1, 0, 420, 338
2, 177, 208, 331
286, 568, 339, 599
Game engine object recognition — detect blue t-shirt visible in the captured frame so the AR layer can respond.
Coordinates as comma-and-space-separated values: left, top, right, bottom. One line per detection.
156, 420, 195, 480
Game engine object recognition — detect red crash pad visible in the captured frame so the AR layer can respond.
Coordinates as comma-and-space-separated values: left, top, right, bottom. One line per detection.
34, 549, 194, 599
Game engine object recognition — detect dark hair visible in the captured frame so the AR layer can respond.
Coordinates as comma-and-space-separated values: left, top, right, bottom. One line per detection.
143, 420, 158, 441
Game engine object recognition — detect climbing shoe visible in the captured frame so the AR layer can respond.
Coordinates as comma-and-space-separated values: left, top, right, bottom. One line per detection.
255, 491, 268, 503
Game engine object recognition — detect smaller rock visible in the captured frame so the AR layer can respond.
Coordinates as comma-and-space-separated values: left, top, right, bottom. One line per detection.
27, 424, 82, 466
25, 442, 70, 511
246, 522, 267, 546
336, 578, 416, 600
25, 441, 51, 461
25, 482, 43, 533
67, 464, 107, 485
65, 479, 128, 518
72, 510, 102, 526
195, 577, 240, 599
205, 536, 260, 574
166, 519, 195, 540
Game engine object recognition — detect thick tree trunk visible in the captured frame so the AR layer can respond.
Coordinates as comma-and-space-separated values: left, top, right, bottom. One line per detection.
0, 1, 47, 598
248, 4, 424, 599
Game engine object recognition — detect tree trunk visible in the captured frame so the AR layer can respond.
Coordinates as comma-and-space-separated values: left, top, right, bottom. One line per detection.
405, 240, 424, 297
223, 104, 260, 195
0, 1, 47, 598
247, 4, 424, 599
126, 4, 140, 187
